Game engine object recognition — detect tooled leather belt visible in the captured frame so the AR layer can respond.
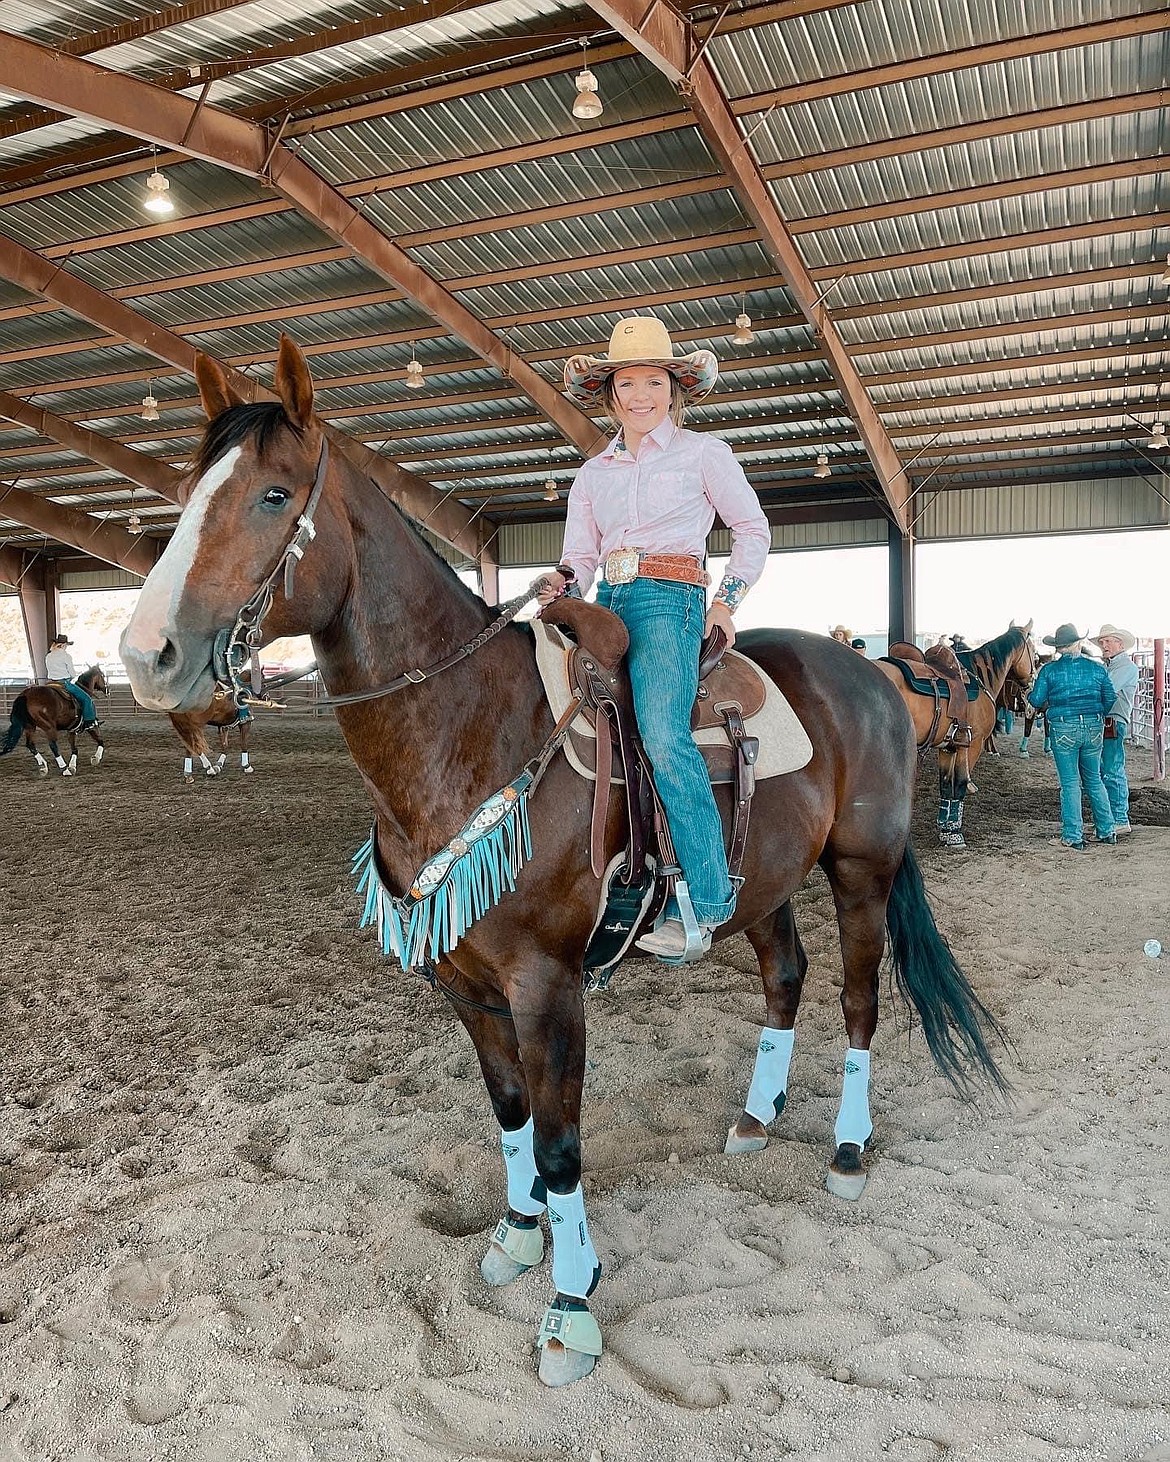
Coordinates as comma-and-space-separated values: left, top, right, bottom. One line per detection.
603, 549, 709, 588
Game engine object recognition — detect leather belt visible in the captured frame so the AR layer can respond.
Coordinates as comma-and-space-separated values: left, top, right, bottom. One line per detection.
603, 549, 709, 588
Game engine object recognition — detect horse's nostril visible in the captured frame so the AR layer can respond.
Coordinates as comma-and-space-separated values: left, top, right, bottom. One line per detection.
157, 639, 178, 671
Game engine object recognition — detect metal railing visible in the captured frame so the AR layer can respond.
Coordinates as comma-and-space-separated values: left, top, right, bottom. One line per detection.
1131, 642, 1167, 779
0, 674, 334, 719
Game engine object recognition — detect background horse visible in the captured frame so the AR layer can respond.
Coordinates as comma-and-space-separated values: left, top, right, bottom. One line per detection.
0, 665, 108, 776
169, 689, 256, 783
879, 626, 1036, 847
120, 337, 1006, 1388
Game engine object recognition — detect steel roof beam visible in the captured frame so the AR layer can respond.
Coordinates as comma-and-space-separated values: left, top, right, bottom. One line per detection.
0, 481, 158, 576
552, 0, 914, 526
0, 35, 609, 462
0, 235, 476, 551
0, 390, 183, 501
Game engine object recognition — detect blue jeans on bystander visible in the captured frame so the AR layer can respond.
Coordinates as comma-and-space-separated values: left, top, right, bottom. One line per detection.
597, 578, 735, 927
1048, 715, 1113, 846
1101, 718, 1130, 827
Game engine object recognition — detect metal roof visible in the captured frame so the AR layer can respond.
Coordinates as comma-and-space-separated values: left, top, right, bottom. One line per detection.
0, 0, 1167, 572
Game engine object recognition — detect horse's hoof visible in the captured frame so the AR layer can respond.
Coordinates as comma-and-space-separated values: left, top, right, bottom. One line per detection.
538, 1341, 597, 1387
724, 1118, 768, 1155
184, 775, 195, 785
61, 769, 73, 778
480, 1215, 544, 1288
37, 767, 48, 778
205, 768, 218, 777
966, 781, 978, 794
536, 1300, 602, 1388
243, 765, 254, 774
826, 1142, 868, 1201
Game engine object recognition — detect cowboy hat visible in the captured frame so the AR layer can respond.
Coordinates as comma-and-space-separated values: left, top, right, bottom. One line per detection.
1091, 623, 1136, 652
564, 317, 718, 408
829, 624, 851, 640
1042, 623, 1085, 649
50, 634, 73, 645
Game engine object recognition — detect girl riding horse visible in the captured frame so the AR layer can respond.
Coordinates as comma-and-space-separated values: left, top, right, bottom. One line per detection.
1, 665, 108, 776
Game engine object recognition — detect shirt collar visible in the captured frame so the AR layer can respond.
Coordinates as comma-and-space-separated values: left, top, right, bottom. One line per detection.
600, 417, 678, 461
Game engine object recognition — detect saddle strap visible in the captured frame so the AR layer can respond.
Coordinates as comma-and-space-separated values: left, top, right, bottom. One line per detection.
575, 653, 647, 885
591, 707, 612, 878
720, 704, 759, 880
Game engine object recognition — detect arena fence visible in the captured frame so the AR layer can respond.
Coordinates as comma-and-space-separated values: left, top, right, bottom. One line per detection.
1131, 643, 1167, 779
0, 674, 333, 719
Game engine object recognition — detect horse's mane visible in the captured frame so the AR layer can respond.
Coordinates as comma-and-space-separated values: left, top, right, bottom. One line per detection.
192, 402, 487, 614
192, 401, 298, 480
961, 626, 1027, 686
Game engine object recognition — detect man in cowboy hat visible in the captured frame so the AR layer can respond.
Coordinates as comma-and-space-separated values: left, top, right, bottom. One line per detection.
44, 633, 100, 730
1027, 624, 1115, 850
1092, 623, 1139, 836
538, 316, 770, 961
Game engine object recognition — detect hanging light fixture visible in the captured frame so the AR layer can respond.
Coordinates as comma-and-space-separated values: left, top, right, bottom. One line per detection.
1161, 253, 1170, 286
572, 41, 603, 120
140, 381, 160, 422
405, 354, 425, 389
143, 150, 174, 216
126, 487, 142, 534
813, 452, 830, 479
731, 294, 754, 346
543, 448, 559, 501
1149, 421, 1167, 449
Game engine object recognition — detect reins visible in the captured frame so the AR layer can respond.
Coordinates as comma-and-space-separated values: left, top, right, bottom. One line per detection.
214, 433, 549, 709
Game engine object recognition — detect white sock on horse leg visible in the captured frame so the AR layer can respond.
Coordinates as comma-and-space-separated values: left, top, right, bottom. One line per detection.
183, 757, 193, 778
834, 1047, 873, 1150
547, 1184, 601, 1299
240, 751, 250, 767
744, 1026, 795, 1123
500, 1117, 545, 1216
199, 753, 213, 771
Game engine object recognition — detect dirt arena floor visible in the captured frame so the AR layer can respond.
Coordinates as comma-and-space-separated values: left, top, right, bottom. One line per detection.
1, 710, 1168, 1462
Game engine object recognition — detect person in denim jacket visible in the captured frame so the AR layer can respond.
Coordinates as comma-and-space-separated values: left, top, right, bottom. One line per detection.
1091, 623, 1140, 837
1028, 624, 1115, 851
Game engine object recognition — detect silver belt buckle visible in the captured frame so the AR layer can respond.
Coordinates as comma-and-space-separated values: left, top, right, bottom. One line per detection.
604, 548, 640, 585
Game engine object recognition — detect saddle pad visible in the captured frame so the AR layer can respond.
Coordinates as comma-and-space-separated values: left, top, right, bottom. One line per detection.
879, 656, 982, 703
534, 622, 813, 784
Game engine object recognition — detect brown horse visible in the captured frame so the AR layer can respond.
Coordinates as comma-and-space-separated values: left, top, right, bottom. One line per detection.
169, 688, 255, 783
120, 337, 1006, 1387
878, 626, 1037, 848
0, 665, 108, 776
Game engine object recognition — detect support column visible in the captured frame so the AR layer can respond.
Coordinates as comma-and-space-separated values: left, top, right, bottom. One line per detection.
1154, 638, 1165, 782
43, 559, 61, 649
888, 521, 914, 646
17, 558, 48, 678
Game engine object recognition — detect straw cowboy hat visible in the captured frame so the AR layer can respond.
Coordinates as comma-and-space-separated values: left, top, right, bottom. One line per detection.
1042, 623, 1086, 649
1091, 623, 1136, 652
829, 624, 852, 640
564, 317, 719, 408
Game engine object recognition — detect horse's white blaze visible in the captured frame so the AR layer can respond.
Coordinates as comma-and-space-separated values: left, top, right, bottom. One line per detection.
123, 447, 242, 656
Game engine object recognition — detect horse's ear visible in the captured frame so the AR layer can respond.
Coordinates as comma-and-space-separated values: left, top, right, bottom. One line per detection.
195, 352, 246, 420
1023, 617, 1034, 634
274, 333, 314, 430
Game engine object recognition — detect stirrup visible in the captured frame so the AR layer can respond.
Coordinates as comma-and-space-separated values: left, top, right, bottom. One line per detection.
537, 1297, 603, 1357
650, 880, 709, 965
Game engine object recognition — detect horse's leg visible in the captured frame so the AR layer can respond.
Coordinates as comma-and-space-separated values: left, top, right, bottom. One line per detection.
936, 748, 967, 848
239, 719, 253, 773
509, 970, 601, 1387
65, 730, 78, 776
25, 729, 47, 776
88, 723, 104, 765
47, 734, 68, 775
725, 902, 806, 1155
1019, 709, 1035, 757
215, 725, 228, 773
447, 992, 547, 1289
822, 854, 892, 1201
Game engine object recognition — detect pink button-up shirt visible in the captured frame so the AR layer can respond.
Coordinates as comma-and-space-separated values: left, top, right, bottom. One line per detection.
560, 420, 770, 600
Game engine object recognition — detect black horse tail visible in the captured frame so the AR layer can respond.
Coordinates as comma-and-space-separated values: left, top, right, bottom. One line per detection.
1, 696, 30, 755
885, 841, 1011, 1098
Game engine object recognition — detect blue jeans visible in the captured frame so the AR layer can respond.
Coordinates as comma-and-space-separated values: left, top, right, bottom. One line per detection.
597, 578, 735, 926
1049, 716, 1113, 844
1101, 719, 1129, 826
63, 680, 97, 723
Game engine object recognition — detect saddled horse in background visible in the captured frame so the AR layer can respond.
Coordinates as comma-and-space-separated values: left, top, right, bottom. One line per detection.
878, 626, 1037, 848
120, 337, 1006, 1387
0, 665, 108, 776
169, 687, 256, 783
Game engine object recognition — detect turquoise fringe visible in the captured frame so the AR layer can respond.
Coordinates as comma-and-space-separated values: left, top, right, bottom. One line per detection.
352, 769, 534, 972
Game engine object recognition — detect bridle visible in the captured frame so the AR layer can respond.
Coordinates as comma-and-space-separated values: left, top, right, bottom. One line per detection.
1002, 633, 1038, 709
211, 433, 546, 709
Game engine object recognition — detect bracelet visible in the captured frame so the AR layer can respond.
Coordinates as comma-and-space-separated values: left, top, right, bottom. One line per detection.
713, 574, 747, 611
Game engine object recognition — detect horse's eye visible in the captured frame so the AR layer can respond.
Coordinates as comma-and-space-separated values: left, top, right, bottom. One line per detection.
262, 487, 291, 507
